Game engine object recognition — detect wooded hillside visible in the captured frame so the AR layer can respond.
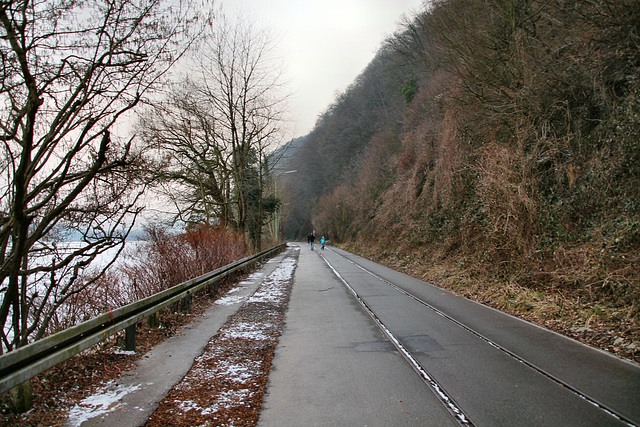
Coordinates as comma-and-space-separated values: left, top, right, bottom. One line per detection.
284, 0, 640, 360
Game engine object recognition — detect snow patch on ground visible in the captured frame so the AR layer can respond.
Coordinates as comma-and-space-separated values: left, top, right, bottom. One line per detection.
112, 349, 136, 355
247, 257, 297, 304
66, 382, 142, 426
238, 271, 264, 285
221, 321, 274, 341
148, 249, 299, 424
215, 295, 246, 306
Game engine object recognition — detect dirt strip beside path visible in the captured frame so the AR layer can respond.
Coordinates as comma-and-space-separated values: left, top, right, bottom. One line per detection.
145, 248, 299, 426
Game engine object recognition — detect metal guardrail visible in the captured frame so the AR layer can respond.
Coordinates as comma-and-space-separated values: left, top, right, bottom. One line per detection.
0, 243, 287, 395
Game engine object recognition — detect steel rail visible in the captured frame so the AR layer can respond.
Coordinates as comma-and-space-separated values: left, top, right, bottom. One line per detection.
317, 250, 474, 426
0, 243, 286, 395
328, 247, 638, 427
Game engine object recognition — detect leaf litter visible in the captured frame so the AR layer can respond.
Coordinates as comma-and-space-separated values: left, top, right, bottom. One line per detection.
146, 250, 299, 426
1, 249, 298, 426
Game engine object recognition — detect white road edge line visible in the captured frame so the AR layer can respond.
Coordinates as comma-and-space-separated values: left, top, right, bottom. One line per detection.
317, 250, 474, 426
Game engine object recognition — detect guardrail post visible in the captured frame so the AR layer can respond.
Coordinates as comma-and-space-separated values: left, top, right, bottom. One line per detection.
182, 293, 192, 313
147, 312, 159, 328
208, 280, 219, 296
9, 380, 32, 413
125, 324, 136, 351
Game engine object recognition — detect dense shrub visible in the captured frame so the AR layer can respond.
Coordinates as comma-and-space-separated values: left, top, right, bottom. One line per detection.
123, 224, 246, 299
48, 225, 247, 333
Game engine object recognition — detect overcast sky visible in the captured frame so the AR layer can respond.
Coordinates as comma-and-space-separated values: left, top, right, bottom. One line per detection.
224, 0, 426, 139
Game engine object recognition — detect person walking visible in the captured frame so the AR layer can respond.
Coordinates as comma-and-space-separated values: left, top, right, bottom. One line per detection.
320, 236, 326, 250
308, 232, 315, 250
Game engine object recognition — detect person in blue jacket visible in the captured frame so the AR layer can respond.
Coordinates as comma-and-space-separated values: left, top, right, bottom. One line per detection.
320, 236, 326, 250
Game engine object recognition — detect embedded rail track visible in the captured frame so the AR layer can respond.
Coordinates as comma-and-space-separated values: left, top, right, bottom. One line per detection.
317, 247, 640, 427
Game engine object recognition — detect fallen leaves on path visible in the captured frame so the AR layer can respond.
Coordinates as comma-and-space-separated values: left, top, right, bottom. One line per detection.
146, 252, 298, 426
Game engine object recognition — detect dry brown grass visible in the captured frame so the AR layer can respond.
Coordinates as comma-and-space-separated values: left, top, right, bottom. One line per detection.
311, 0, 640, 366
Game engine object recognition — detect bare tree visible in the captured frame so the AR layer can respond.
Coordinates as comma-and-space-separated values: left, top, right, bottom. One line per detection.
142, 12, 288, 250
198, 13, 288, 251
0, 0, 210, 352
139, 84, 236, 227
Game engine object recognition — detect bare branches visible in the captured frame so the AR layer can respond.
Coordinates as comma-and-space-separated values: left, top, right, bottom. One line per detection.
141, 12, 289, 250
0, 0, 211, 352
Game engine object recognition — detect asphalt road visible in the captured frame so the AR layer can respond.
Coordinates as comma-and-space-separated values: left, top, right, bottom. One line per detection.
259, 244, 640, 426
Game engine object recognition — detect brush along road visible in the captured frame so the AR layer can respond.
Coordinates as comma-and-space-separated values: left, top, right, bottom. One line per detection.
259, 245, 640, 426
